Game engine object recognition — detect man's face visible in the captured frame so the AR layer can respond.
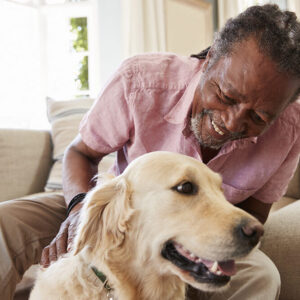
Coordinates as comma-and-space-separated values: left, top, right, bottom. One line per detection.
191, 38, 299, 149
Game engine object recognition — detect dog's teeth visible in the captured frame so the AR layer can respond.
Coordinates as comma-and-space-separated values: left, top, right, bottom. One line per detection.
196, 258, 202, 263
210, 261, 218, 273
189, 253, 196, 259
216, 270, 222, 276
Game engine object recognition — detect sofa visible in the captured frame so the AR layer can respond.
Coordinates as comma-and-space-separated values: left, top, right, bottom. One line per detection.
0, 98, 299, 300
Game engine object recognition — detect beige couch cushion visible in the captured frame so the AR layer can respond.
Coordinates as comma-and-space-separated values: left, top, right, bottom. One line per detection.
270, 196, 297, 213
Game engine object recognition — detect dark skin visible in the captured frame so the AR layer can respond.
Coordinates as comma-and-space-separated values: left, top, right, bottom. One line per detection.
192, 38, 299, 224
40, 37, 299, 266
191, 39, 299, 148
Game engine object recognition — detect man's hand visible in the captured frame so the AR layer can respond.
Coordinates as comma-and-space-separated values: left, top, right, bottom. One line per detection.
40, 135, 106, 267
40, 203, 83, 267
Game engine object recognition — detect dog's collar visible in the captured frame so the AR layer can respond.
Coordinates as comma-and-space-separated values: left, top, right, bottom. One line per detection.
91, 266, 114, 299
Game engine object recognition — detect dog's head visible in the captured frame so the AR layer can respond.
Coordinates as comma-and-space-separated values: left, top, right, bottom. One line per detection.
74, 151, 263, 292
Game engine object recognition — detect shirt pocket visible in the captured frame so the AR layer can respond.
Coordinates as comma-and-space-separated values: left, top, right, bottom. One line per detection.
222, 183, 257, 205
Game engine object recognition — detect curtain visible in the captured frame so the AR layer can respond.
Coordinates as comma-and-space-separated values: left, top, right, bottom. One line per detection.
217, 0, 239, 29
218, 0, 289, 29
122, 0, 166, 58
0, 1, 45, 129
287, 0, 300, 18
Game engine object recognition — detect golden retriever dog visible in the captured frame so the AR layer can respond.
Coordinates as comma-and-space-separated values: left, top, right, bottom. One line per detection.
30, 151, 263, 300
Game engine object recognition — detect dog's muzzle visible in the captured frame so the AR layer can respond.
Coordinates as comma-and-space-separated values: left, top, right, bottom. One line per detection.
161, 241, 234, 287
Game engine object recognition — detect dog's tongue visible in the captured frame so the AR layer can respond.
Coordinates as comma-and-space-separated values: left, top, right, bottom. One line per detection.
218, 260, 236, 276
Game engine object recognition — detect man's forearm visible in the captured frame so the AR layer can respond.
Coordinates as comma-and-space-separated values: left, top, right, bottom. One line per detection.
62, 134, 105, 207
62, 146, 99, 206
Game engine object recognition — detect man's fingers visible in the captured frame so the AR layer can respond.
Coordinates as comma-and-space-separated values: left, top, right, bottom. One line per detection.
40, 232, 68, 268
40, 246, 50, 268
49, 242, 58, 263
54, 220, 69, 257
56, 232, 68, 257
67, 238, 73, 253
66, 212, 81, 252
39, 214, 81, 267
67, 222, 77, 252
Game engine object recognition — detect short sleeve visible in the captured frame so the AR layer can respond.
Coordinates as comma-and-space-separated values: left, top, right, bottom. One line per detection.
253, 135, 300, 203
79, 63, 134, 154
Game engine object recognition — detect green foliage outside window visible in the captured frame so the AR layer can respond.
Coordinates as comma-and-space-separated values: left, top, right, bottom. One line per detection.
77, 56, 89, 91
70, 17, 89, 91
70, 17, 88, 51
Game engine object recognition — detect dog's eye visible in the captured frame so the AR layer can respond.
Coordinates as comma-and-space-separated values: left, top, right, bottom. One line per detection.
173, 181, 197, 195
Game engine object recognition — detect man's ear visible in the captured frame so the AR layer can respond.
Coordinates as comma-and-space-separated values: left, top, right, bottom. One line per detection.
202, 48, 213, 73
73, 177, 133, 255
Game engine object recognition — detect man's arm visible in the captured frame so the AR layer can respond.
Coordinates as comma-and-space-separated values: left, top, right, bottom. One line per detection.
62, 134, 106, 207
236, 196, 272, 224
40, 134, 107, 267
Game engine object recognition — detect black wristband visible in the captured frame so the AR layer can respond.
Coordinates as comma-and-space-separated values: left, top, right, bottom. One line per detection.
66, 193, 87, 216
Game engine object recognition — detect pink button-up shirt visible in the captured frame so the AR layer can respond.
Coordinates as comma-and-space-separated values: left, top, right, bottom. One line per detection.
80, 53, 300, 205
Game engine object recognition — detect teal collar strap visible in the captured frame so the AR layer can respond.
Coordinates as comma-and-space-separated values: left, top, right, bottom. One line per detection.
91, 266, 112, 292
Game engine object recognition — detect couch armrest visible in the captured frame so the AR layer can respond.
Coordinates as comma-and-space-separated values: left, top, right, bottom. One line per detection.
285, 163, 300, 200
0, 129, 53, 202
261, 201, 300, 300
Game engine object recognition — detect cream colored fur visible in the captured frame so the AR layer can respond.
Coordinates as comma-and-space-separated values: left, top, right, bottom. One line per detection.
30, 151, 261, 300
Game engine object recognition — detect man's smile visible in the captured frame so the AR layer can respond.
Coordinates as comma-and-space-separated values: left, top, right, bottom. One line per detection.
190, 110, 247, 150
211, 120, 225, 136
207, 114, 235, 143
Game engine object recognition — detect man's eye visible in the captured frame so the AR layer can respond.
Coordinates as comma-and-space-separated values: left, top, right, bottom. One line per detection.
251, 111, 265, 124
173, 181, 198, 195
223, 94, 236, 104
217, 94, 235, 106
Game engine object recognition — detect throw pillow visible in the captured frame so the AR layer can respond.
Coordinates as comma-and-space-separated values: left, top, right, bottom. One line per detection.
45, 97, 94, 191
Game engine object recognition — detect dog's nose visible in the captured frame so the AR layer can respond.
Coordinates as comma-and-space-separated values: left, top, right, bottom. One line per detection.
238, 219, 264, 246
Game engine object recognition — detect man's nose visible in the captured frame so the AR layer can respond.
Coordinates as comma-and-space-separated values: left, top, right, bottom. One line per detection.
221, 105, 248, 134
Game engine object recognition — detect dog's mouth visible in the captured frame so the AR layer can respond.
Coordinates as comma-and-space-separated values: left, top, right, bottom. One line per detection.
161, 241, 236, 286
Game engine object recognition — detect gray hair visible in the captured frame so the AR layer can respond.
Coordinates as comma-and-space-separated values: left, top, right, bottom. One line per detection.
192, 4, 300, 101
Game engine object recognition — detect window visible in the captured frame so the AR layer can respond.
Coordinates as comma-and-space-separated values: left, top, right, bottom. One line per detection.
9, 0, 88, 5
44, 1, 91, 99
0, 0, 123, 129
70, 17, 89, 93
0, 0, 104, 129
45, 0, 88, 4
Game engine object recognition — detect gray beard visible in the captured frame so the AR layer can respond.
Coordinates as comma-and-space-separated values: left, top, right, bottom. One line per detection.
190, 110, 244, 149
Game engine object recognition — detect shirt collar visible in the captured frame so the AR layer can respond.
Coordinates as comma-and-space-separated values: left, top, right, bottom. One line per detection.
221, 136, 258, 153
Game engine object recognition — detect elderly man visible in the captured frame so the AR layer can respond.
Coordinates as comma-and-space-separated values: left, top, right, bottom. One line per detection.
0, 4, 299, 300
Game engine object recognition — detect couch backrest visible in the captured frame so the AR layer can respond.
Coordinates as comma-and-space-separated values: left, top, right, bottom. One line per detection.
0, 129, 53, 202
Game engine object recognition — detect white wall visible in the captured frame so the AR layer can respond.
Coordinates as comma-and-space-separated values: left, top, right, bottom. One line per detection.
165, 0, 213, 55
97, 0, 123, 89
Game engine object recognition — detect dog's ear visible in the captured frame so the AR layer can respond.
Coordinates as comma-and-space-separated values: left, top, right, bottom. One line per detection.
73, 177, 133, 255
